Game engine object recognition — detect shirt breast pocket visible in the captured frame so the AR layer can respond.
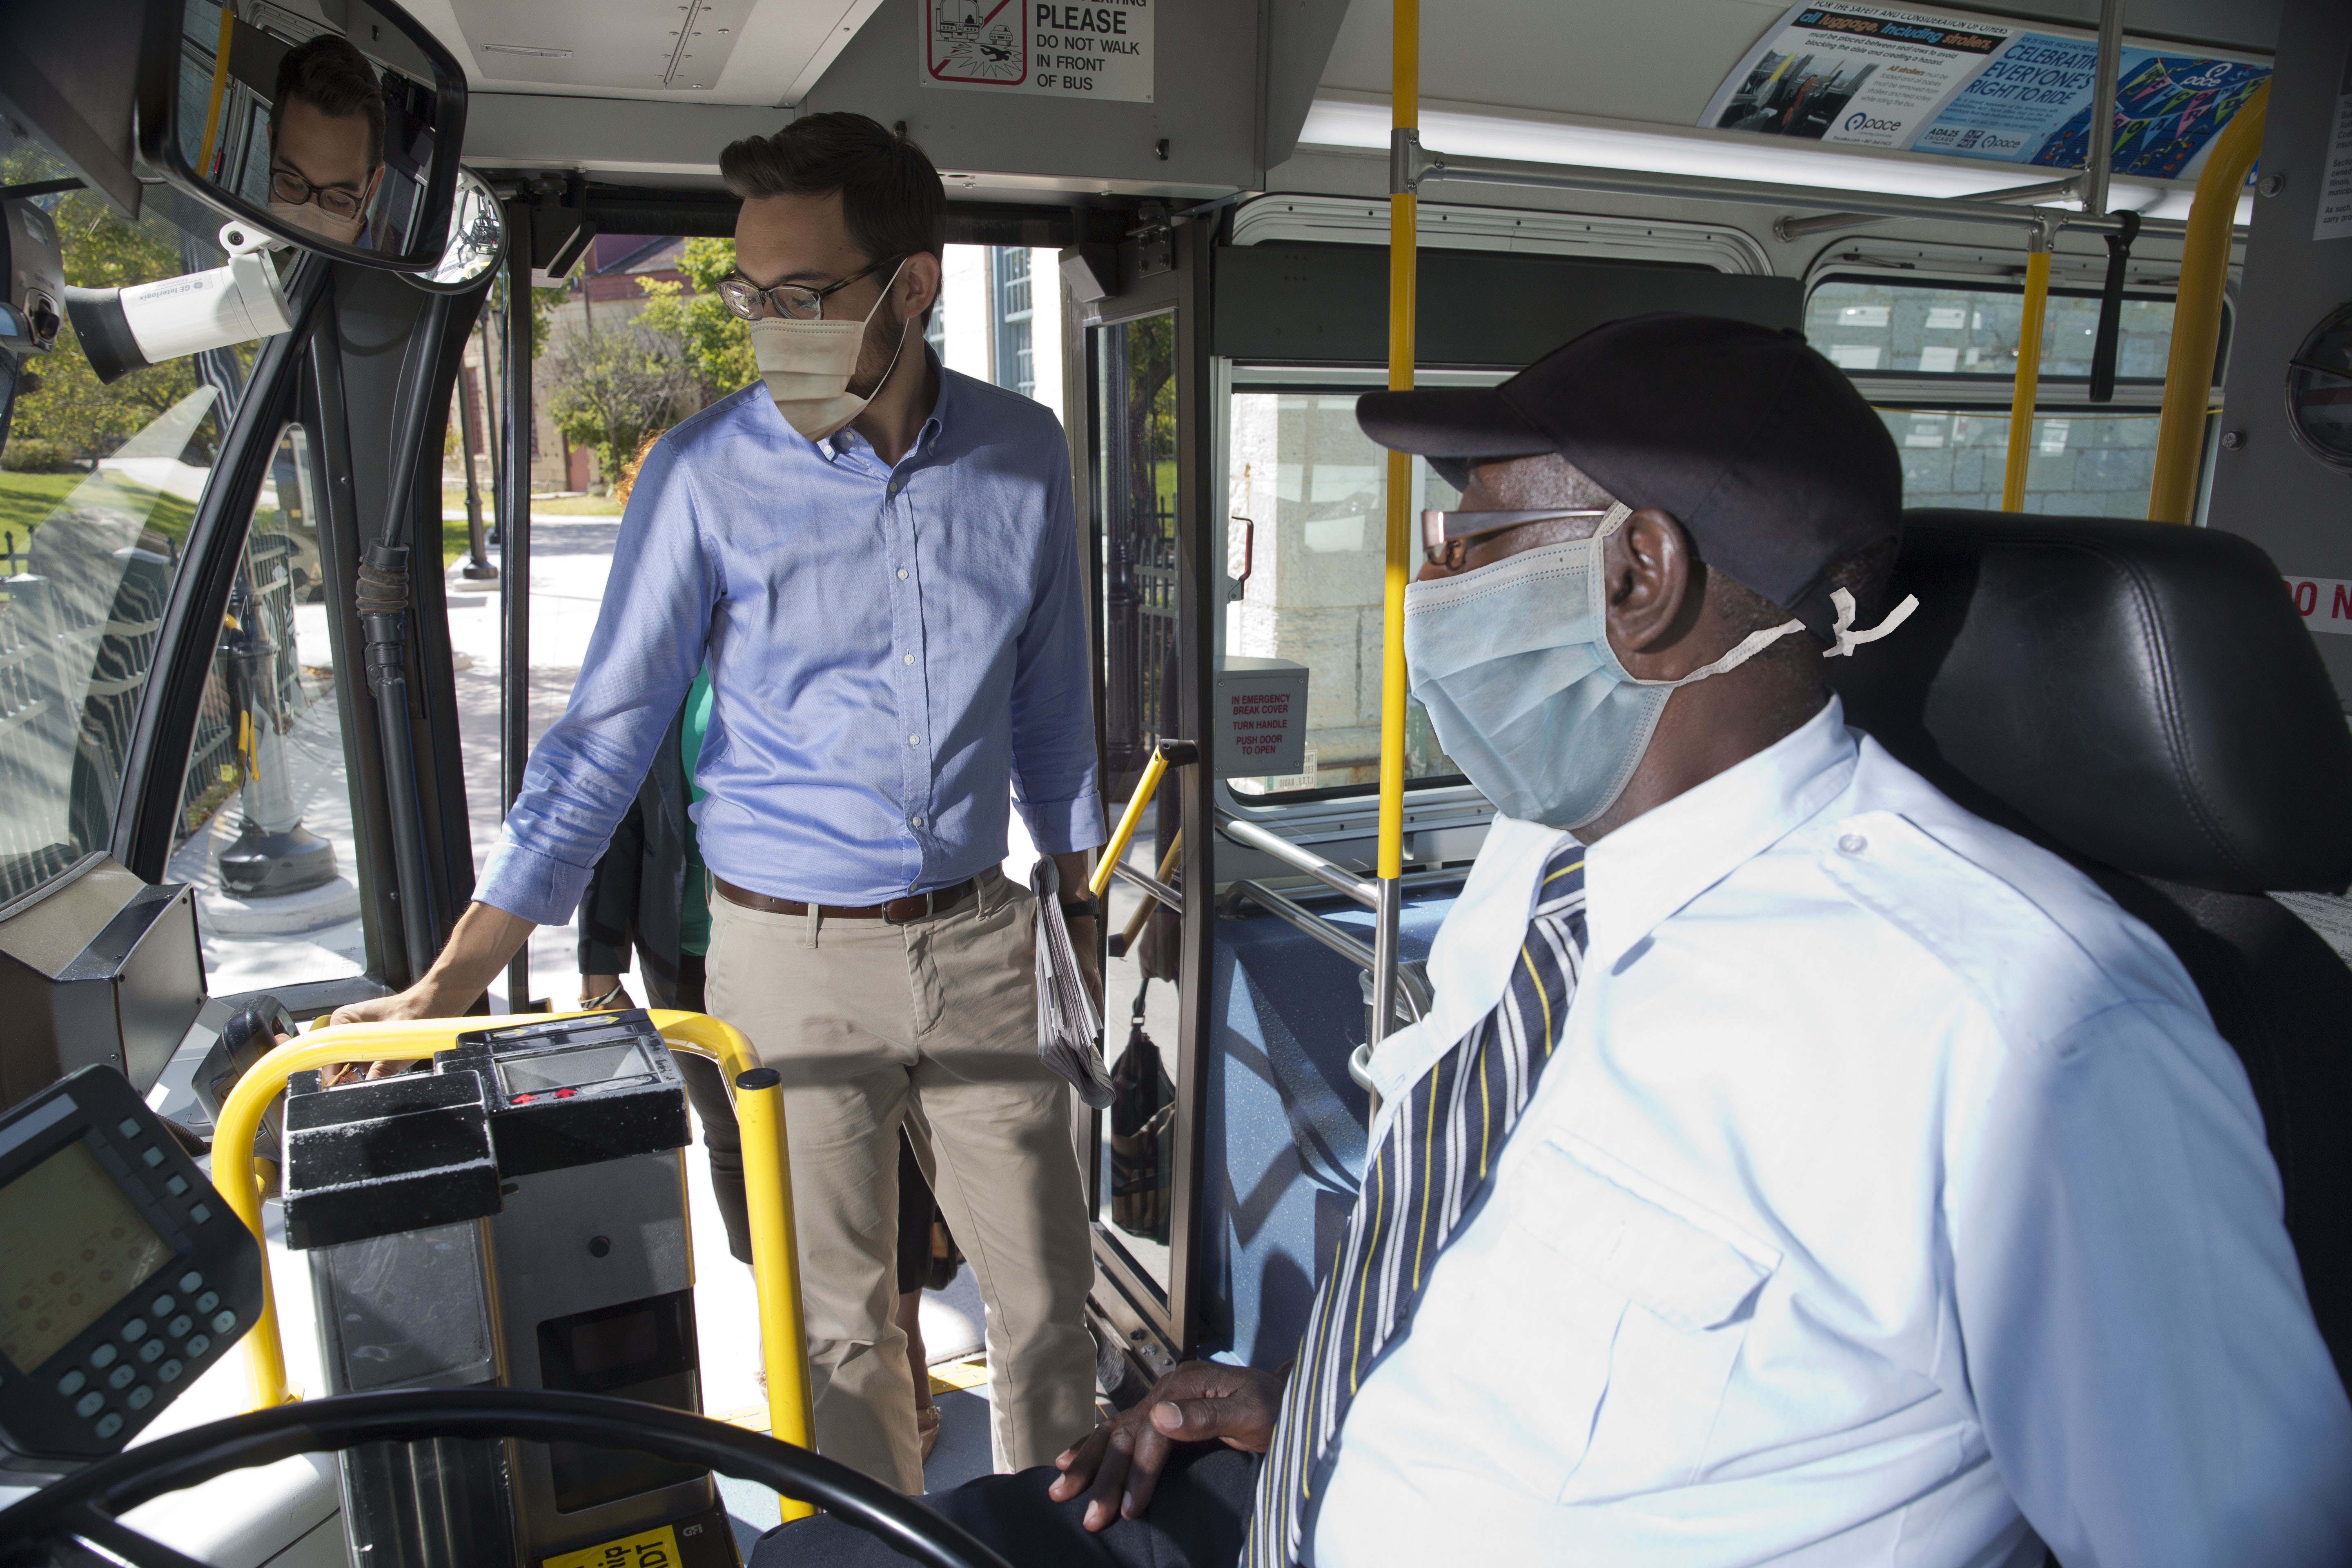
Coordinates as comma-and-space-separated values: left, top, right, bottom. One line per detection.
1505, 1135, 1780, 1503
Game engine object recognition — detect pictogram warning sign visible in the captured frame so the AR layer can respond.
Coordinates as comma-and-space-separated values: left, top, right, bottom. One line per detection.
922, 0, 1154, 102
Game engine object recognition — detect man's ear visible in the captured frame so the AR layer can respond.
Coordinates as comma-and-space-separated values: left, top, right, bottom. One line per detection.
1604, 508, 1706, 672
899, 252, 943, 321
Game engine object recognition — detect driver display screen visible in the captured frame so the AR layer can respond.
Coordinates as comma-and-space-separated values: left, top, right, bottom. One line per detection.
496, 1040, 653, 1098
0, 1140, 172, 1372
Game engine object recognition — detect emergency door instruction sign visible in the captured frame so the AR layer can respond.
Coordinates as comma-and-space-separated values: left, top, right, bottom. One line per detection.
922, 0, 1153, 101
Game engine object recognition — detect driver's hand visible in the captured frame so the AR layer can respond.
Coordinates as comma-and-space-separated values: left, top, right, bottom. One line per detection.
1048, 1361, 1284, 1530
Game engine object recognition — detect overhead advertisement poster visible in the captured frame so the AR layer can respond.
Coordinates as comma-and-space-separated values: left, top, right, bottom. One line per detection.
922, 0, 1153, 102
1701, 3, 2271, 182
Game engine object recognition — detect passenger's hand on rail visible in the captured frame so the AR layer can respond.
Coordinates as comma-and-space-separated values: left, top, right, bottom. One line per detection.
1048, 1360, 1284, 1530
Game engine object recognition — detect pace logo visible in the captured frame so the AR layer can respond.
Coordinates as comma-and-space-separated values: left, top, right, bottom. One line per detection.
1843, 112, 1904, 134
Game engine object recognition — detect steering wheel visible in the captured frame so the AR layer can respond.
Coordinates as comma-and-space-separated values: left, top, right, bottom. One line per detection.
0, 1388, 1013, 1568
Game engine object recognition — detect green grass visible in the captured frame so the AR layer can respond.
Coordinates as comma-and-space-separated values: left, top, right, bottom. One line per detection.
0, 470, 198, 554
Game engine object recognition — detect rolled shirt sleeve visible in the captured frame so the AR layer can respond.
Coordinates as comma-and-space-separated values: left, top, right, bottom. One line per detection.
474, 439, 712, 926
1008, 452, 1106, 857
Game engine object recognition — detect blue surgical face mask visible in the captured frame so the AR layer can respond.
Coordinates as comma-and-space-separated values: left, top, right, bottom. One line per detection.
1403, 503, 1812, 830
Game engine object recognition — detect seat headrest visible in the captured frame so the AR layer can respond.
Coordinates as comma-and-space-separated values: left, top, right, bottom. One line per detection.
1829, 510, 2352, 895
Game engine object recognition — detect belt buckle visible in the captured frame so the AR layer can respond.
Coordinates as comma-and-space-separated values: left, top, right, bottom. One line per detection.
884, 889, 932, 927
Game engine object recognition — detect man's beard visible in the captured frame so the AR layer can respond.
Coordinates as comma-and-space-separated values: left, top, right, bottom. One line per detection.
846, 298, 912, 400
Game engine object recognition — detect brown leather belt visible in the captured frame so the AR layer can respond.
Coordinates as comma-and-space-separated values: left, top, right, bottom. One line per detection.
715, 875, 976, 925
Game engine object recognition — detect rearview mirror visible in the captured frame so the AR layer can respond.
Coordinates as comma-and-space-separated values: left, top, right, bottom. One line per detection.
140, 0, 467, 273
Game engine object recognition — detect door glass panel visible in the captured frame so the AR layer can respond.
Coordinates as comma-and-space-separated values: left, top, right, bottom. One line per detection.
1093, 314, 1178, 1298
1225, 392, 1459, 796
165, 424, 366, 991
0, 152, 229, 903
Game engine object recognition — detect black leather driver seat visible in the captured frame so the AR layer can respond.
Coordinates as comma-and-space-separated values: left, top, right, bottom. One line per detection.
1829, 509, 2352, 1390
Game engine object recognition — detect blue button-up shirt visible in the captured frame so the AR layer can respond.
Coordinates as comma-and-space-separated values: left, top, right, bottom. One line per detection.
476, 363, 1104, 920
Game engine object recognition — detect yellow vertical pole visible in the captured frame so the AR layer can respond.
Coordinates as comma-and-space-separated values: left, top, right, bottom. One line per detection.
1369, 0, 1418, 1057
198, 3, 236, 180
2000, 230, 2052, 512
731, 1066, 817, 1521
2149, 79, 2268, 523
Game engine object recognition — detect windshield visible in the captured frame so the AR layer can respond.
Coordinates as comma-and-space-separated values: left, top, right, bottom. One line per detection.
0, 135, 231, 904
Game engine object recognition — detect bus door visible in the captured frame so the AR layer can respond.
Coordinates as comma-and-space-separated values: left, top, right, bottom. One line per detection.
1075, 214, 1214, 1378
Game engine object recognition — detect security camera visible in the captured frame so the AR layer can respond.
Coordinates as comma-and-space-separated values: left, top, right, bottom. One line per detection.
66, 220, 294, 385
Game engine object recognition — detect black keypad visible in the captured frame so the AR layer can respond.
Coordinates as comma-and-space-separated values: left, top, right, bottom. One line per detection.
107, 1365, 135, 1390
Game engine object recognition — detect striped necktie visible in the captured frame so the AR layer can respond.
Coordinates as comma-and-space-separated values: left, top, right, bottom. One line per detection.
1244, 840, 1588, 1568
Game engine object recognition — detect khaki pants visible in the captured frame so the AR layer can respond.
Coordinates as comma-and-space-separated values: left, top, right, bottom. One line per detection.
706, 866, 1098, 1492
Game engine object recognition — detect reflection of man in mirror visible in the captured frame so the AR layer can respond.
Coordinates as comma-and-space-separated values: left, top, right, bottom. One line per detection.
267, 34, 385, 247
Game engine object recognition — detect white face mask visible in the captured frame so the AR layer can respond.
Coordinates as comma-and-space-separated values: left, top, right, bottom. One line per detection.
268, 199, 366, 247
746, 259, 912, 442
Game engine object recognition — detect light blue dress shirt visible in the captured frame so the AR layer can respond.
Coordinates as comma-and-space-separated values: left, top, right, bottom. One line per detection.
1320, 699, 2352, 1568
476, 363, 1104, 921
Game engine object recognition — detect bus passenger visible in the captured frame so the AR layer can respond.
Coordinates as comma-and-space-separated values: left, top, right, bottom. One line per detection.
575, 671, 950, 1458
332, 111, 1106, 1493
755, 314, 2352, 1566
265, 33, 385, 247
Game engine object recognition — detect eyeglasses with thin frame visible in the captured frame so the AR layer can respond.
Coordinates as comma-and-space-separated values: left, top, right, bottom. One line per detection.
718, 254, 906, 322
1421, 507, 1613, 564
270, 167, 367, 220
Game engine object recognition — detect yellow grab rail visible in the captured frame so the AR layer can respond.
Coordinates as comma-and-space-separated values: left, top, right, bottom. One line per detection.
2149, 78, 2267, 523
209, 1009, 815, 1519
1379, 0, 1418, 889
1092, 748, 1171, 898
2000, 231, 2052, 511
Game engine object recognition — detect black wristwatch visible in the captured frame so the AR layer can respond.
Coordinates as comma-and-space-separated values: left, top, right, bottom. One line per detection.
1060, 895, 1102, 924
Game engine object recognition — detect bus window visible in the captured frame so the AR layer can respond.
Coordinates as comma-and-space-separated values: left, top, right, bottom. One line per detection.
1225, 390, 1459, 795
1805, 276, 2219, 519
0, 154, 227, 904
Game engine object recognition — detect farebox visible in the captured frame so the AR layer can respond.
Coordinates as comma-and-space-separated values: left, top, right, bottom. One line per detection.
281, 1011, 736, 1568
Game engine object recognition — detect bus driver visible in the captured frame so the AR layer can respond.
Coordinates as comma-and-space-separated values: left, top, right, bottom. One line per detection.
759, 314, 2352, 1568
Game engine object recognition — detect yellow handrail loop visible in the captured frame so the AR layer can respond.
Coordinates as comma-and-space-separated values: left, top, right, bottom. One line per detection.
207, 1009, 816, 1521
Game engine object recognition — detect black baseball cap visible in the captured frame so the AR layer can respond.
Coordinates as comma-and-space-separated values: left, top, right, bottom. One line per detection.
1356, 313, 1902, 639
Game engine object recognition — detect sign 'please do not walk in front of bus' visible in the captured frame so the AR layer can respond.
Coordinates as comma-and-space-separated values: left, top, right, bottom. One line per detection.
922, 0, 1153, 101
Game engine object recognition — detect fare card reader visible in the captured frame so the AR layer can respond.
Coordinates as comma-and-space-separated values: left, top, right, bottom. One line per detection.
0, 1066, 263, 1476
283, 1010, 737, 1568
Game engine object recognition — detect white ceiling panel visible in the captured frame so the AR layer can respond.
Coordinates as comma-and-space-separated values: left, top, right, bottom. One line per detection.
403, 0, 884, 105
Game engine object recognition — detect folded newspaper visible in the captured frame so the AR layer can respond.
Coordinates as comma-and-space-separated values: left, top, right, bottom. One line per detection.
1032, 856, 1114, 1107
